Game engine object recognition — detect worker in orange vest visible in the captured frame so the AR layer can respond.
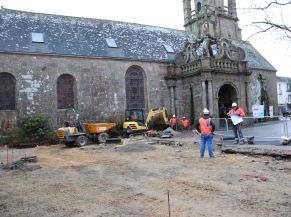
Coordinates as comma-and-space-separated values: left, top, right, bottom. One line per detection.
180, 116, 190, 130
170, 115, 177, 130
227, 102, 246, 144
195, 108, 215, 159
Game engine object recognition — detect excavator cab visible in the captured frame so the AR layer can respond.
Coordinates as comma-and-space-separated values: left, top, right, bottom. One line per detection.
123, 109, 147, 136
125, 109, 145, 123
123, 107, 169, 136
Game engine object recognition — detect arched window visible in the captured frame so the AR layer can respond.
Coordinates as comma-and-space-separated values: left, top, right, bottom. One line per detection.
125, 66, 145, 109
57, 74, 75, 109
0, 73, 16, 110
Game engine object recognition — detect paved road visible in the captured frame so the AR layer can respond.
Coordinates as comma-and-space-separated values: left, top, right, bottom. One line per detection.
216, 119, 291, 145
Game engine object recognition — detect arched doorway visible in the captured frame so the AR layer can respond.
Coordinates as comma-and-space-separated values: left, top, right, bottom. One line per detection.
218, 84, 237, 118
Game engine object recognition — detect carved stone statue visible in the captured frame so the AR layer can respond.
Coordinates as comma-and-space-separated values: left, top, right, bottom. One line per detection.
216, 38, 232, 59
215, 38, 245, 61
201, 35, 215, 57
178, 36, 245, 65
184, 42, 199, 63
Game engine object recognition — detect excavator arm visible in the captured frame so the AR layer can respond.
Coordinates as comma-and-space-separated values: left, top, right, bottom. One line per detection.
145, 107, 169, 130
123, 107, 169, 136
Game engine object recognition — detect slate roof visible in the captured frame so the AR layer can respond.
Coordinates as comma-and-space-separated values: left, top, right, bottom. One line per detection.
277, 76, 291, 82
0, 8, 276, 72
233, 41, 276, 72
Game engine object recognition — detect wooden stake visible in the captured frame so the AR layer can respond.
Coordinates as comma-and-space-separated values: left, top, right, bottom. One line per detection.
6, 145, 8, 165
167, 190, 171, 217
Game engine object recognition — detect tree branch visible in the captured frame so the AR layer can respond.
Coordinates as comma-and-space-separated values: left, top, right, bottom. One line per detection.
244, 1, 291, 40
250, 20, 291, 39
252, 21, 291, 33
254, 1, 291, 10
247, 26, 274, 40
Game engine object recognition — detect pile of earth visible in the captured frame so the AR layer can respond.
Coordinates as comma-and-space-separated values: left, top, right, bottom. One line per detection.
114, 139, 156, 152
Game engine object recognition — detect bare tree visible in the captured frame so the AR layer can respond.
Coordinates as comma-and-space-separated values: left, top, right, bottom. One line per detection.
245, 0, 291, 40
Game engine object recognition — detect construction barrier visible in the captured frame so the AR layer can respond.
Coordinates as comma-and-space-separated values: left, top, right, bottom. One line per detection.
212, 115, 291, 143
212, 116, 283, 131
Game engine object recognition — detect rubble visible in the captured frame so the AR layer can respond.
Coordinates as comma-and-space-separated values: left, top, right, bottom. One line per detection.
221, 144, 291, 158
1, 156, 41, 171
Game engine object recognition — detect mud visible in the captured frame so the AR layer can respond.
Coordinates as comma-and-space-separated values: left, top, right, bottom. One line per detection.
0, 136, 291, 217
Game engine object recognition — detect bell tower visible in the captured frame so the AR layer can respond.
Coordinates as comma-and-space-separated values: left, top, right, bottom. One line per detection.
183, 0, 241, 40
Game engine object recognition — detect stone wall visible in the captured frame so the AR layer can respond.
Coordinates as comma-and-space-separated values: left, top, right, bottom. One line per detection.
0, 53, 170, 130
248, 70, 278, 115
0, 111, 17, 133
170, 68, 278, 121
0, 52, 278, 132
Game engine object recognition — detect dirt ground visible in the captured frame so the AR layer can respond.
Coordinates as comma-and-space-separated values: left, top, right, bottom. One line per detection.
1, 133, 291, 217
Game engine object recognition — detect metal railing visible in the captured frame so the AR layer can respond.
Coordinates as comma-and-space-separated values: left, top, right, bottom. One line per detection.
211, 115, 290, 141
211, 118, 229, 132
212, 116, 283, 129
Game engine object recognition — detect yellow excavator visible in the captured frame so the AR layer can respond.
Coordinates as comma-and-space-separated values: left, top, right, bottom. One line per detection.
123, 107, 169, 136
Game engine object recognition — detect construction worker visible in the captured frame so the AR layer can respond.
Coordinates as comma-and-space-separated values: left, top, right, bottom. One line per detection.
227, 102, 246, 144
195, 108, 215, 159
180, 116, 190, 130
170, 115, 177, 130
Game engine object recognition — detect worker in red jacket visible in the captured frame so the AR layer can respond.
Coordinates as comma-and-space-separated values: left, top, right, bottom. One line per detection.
170, 115, 177, 130
227, 102, 246, 144
180, 116, 190, 130
195, 108, 215, 159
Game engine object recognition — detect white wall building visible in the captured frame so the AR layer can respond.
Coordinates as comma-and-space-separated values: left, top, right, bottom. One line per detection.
277, 76, 291, 114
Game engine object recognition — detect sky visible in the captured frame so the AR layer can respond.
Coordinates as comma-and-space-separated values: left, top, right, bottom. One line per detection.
0, 0, 290, 77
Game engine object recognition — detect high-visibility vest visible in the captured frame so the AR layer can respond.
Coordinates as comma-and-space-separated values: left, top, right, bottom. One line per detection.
199, 117, 212, 134
229, 107, 245, 117
181, 119, 190, 128
170, 117, 177, 125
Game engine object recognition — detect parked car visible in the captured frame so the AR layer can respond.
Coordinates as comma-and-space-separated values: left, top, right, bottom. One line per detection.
283, 110, 291, 117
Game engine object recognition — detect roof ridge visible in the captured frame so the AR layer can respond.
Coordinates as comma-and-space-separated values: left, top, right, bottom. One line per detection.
1, 7, 185, 32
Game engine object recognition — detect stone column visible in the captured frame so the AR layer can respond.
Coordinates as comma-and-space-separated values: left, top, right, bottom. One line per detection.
244, 81, 249, 114
202, 80, 207, 109
169, 86, 176, 115
166, 79, 177, 116
208, 80, 214, 113
183, 0, 192, 26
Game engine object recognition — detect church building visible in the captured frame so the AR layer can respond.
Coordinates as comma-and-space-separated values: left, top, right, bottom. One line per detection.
0, 0, 277, 131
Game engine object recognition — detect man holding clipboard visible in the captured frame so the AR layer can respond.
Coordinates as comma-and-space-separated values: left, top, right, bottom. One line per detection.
227, 102, 246, 144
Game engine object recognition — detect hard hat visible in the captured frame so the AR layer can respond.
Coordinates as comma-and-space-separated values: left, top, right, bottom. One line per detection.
183, 116, 186, 119
173, 115, 176, 117
232, 102, 238, 107
203, 108, 210, 114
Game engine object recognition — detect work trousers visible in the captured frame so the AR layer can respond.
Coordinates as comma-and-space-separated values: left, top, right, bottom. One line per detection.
199, 134, 214, 158
171, 124, 177, 131
233, 123, 244, 141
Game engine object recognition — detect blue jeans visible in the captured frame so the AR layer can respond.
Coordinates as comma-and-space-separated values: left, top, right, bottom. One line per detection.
233, 123, 244, 141
200, 134, 214, 158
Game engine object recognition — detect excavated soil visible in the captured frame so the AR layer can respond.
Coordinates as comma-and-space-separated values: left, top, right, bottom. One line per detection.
0, 135, 291, 217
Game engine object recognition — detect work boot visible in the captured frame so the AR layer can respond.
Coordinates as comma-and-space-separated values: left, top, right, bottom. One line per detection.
233, 139, 239, 144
